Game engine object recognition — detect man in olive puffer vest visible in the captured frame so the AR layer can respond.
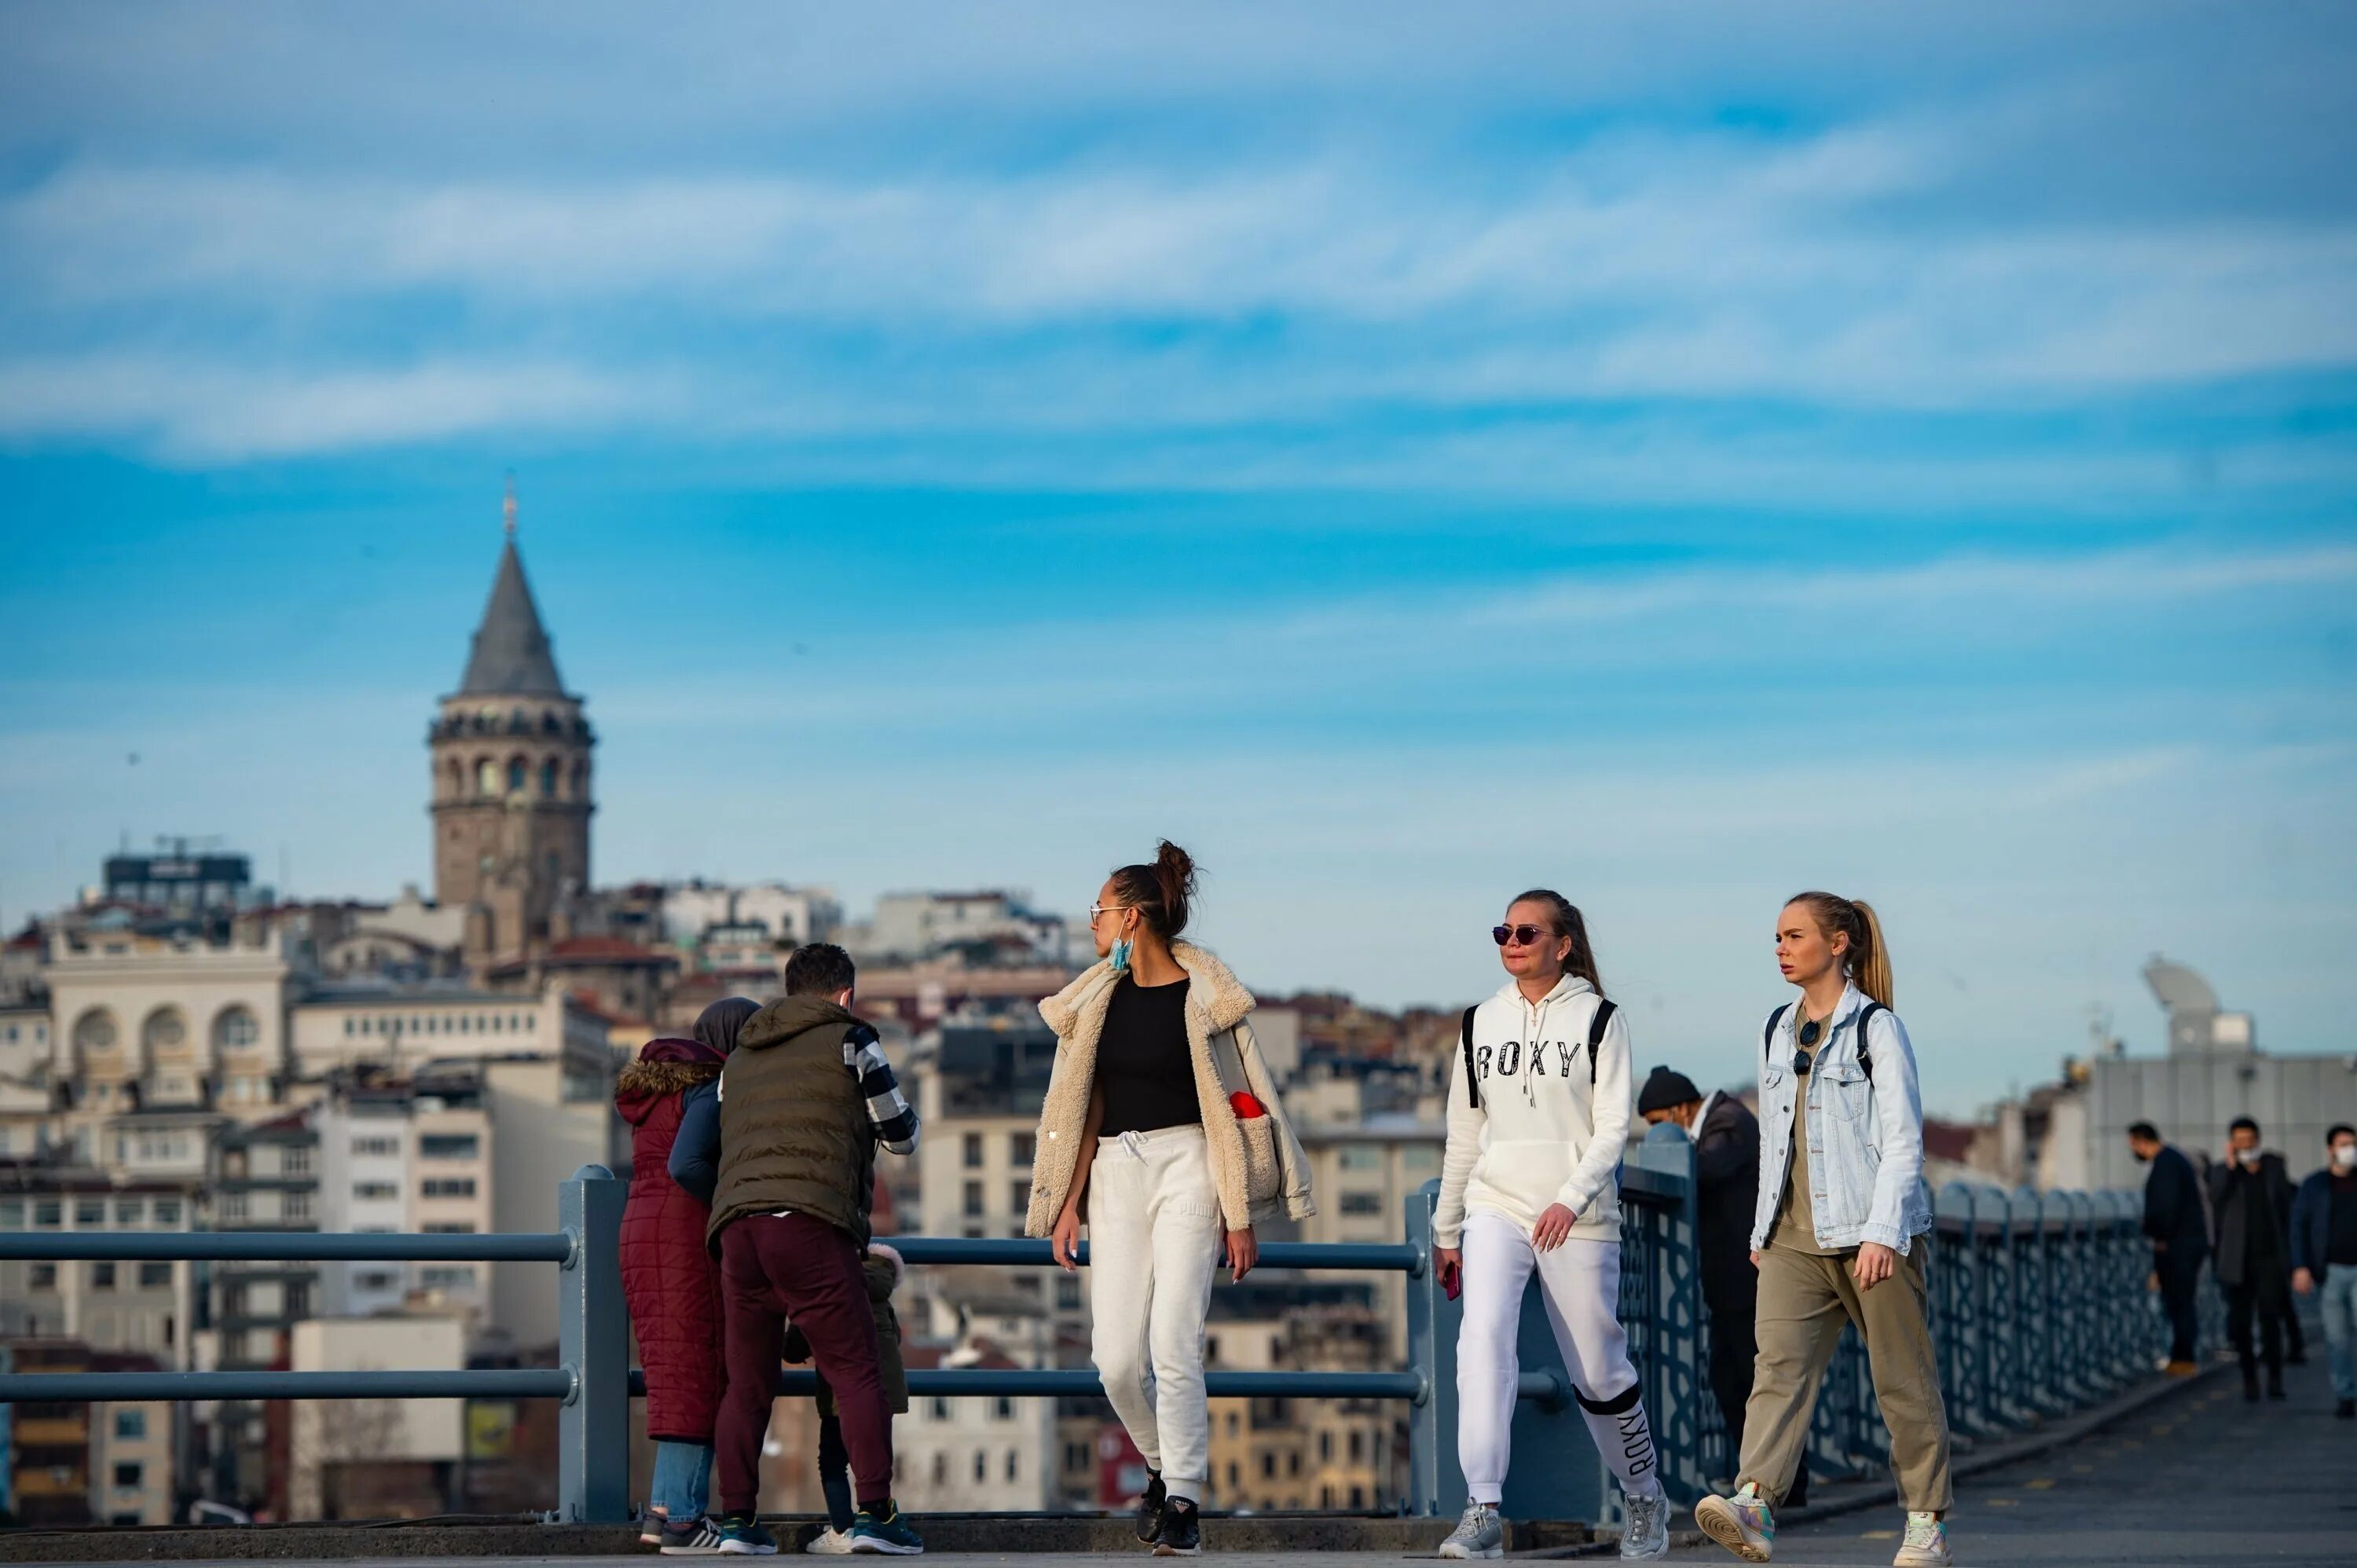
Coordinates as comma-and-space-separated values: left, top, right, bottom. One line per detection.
670, 943, 921, 1555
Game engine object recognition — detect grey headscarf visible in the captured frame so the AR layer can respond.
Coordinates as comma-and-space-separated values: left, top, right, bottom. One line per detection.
692, 995, 761, 1057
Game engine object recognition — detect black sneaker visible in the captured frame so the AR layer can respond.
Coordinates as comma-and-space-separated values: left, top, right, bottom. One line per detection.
1135, 1472, 1168, 1545
1153, 1499, 1200, 1558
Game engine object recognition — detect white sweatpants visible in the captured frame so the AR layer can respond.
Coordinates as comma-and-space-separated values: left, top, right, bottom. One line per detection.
1087, 1125, 1225, 1503
1456, 1208, 1662, 1504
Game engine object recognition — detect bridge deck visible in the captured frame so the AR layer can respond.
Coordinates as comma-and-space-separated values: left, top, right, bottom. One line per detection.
4, 1357, 2344, 1567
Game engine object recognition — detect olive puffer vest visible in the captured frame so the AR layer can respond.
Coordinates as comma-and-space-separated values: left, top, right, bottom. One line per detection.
706, 995, 876, 1249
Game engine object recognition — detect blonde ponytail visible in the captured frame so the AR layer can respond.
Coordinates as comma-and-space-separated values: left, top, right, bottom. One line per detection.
1788, 890, 1894, 1007
1849, 899, 1893, 1007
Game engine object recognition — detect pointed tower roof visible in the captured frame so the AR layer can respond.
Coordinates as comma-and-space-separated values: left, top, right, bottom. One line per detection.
455, 487, 568, 698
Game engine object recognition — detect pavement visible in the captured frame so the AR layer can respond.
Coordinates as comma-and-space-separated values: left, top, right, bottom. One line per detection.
5, 1355, 2348, 1567
1669, 1351, 2351, 1566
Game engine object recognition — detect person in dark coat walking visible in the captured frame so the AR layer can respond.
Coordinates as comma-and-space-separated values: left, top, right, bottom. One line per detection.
616, 995, 757, 1553
2127, 1122, 2209, 1375
2206, 1116, 2296, 1401
2289, 1123, 2357, 1418
1637, 1066, 1804, 1507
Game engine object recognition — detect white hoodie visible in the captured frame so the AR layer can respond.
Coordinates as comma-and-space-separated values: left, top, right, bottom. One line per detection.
1432, 974, 1631, 1247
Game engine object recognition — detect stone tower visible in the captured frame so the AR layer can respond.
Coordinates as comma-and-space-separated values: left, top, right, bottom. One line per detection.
427, 489, 594, 957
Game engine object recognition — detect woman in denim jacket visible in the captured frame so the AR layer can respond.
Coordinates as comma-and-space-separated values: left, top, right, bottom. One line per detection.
1695, 893, 1954, 1568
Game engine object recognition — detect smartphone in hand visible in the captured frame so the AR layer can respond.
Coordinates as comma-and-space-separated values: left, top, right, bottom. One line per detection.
1442, 1258, 1463, 1301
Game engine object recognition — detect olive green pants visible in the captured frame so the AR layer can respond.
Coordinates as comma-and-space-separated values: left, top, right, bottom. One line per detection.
1736, 1240, 1954, 1514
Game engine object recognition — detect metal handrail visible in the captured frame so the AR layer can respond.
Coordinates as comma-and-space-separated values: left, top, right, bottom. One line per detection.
0, 1151, 2187, 1531
0, 1231, 574, 1262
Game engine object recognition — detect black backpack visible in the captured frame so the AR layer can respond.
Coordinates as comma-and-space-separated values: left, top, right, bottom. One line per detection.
1460, 996, 1618, 1111
1765, 1000, 1884, 1076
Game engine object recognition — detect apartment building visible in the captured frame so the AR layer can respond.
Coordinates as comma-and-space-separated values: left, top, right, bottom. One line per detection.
1205, 1294, 1398, 1513
0, 1167, 198, 1364
312, 1073, 495, 1321
86, 1351, 174, 1525
206, 1114, 321, 1365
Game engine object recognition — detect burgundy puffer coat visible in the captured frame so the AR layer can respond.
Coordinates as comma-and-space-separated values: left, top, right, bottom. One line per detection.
618, 1038, 728, 1443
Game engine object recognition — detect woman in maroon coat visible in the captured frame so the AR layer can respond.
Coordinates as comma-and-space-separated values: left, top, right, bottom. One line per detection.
618, 996, 757, 1550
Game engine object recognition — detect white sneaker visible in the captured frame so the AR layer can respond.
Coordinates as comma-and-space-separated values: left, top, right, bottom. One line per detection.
1618, 1489, 1670, 1559
1892, 1513, 1951, 1567
1437, 1500, 1503, 1559
805, 1528, 857, 1556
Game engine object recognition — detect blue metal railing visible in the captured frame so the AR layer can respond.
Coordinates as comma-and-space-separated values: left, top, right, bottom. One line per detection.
0, 1147, 2191, 1527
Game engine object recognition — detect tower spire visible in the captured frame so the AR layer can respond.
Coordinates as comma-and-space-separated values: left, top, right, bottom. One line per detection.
503, 473, 518, 539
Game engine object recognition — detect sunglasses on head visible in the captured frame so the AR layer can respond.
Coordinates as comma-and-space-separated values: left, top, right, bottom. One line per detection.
1492, 924, 1551, 947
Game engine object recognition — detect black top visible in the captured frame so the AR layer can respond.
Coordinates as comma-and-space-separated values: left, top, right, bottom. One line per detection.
2142, 1145, 2209, 1255
2330, 1174, 2357, 1267
1692, 1094, 1761, 1310
1096, 976, 1199, 1138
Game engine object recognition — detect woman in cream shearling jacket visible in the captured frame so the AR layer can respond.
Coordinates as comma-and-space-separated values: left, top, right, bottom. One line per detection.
1022, 940, 1315, 1239
1023, 843, 1312, 1553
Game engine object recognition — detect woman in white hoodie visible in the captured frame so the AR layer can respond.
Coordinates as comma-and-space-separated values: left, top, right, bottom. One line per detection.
1432, 891, 1669, 1563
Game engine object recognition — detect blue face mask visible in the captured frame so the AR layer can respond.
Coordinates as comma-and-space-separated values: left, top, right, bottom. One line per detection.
1110, 937, 1135, 975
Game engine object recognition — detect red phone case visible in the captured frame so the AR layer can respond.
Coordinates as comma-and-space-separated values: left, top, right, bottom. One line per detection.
1229, 1090, 1267, 1119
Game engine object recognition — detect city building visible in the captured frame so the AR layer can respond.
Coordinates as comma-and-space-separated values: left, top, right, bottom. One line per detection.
312, 1072, 495, 1321
1204, 1291, 1398, 1513
42, 921, 295, 1156
0, 1166, 198, 1362
845, 891, 1087, 969
0, 1339, 95, 1526
86, 1351, 174, 1525
662, 881, 840, 951
286, 1314, 468, 1520
891, 1341, 1058, 1514
427, 494, 594, 962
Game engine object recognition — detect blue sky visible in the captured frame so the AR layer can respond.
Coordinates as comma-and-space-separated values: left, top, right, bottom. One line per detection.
2, 2, 2353, 1112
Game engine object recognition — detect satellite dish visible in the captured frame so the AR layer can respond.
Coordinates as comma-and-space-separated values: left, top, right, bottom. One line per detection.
2143, 956, 2218, 1016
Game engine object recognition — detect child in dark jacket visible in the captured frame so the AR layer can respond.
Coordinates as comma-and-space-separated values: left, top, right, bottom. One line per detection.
786, 1244, 907, 1554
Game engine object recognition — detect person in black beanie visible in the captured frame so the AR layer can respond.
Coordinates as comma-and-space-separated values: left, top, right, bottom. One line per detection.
1637, 1065, 1803, 1504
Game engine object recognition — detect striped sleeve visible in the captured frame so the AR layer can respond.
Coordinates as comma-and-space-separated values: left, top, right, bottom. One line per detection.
844, 1024, 919, 1155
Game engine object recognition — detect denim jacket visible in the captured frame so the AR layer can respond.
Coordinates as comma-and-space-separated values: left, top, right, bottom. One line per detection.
1749, 983, 1934, 1257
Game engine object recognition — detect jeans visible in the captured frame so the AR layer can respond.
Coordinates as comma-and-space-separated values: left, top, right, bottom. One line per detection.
2319, 1268, 2357, 1402
650, 1439, 713, 1522
818, 1414, 854, 1531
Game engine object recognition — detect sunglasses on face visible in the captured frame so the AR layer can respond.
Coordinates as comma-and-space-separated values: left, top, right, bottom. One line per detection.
1492, 924, 1550, 947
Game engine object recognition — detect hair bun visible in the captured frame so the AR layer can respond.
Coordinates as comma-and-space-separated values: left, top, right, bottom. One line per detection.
1154, 839, 1197, 887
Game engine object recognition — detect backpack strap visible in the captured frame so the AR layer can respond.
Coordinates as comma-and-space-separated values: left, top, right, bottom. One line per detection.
1763, 1003, 1791, 1061
1585, 998, 1617, 1086
1460, 1006, 1482, 1111
1853, 1001, 1884, 1079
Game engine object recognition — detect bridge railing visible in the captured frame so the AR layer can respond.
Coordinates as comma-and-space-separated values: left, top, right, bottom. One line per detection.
0, 1148, 2187, 1527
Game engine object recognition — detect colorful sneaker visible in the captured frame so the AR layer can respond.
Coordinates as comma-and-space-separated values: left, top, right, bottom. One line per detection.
1619, 1489, 1670, 1559
1892, 1512, 1950, 1567
849, 1508, 924, 1555
1436, 1500, 1502, 1560
805, 1528, 857, 1556
1694, 1483, 1774, 1563
661, 1516, 728, 1556
1135, 1471, 1169, 1545
711, 1514, 779, 1556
